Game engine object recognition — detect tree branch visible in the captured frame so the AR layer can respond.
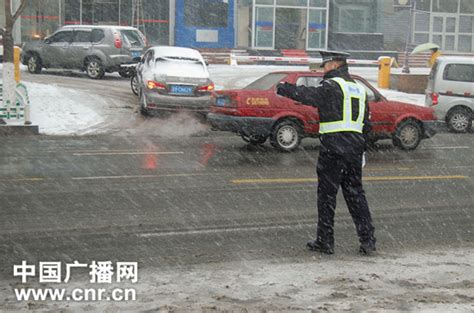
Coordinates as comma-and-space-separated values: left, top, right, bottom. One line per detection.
12, 0, 28, 24
0, 28, 5, 37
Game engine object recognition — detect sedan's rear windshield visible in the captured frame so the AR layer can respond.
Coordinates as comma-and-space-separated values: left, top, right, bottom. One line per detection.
121, 30, 145, 47
244, 73, 288, 90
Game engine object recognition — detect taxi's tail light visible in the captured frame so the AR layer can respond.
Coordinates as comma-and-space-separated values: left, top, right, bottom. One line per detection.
147, 80, 166, 90
197, 83, 215, 93
113, 32, 122, 49
431, 92, 439, 105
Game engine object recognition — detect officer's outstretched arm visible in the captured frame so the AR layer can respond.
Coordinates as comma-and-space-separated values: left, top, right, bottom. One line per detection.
292, 83, 330, 107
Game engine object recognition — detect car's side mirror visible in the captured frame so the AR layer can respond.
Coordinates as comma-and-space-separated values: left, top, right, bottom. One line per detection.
205, 61, 209, 66
44, 38, 51, 44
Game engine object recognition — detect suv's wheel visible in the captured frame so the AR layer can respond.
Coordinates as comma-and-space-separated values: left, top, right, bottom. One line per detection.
119, 68, 134, 78
139, 90, 149, 116
85, 57, 105, 79
241, 134, 267, 145
131, 75, 139, 96
27, 54, 42, 74
393, 119, 422, 150
270, 120, 302, 152
447, 107, 472, 133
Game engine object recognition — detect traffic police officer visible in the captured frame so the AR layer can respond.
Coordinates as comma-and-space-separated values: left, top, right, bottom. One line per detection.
277, 50, 376, 255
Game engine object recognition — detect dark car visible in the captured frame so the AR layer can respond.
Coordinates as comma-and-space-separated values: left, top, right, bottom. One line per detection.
21, 25, 146, 79
208, 71, 441, 151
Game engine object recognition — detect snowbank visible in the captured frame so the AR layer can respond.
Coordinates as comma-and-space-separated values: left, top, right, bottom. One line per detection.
2, 247, 472, 312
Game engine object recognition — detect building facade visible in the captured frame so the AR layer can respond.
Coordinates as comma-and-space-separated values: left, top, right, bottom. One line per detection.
2, 0, 473, 53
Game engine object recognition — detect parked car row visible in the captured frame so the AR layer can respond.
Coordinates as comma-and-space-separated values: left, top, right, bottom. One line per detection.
18, 25, 473, 151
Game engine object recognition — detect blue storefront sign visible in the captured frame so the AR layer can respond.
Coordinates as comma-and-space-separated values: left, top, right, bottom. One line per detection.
175, 0, 235, 48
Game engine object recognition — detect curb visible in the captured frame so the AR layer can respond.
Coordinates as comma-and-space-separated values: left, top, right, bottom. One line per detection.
0, 125, 39, 136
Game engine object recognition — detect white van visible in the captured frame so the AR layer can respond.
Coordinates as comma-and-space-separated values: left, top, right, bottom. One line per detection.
425, 56, 474, 133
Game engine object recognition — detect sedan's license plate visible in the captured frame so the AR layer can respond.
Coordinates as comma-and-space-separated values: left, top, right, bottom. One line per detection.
170, 85, 193, 95
216, 97, 226, 106
131, 51, 141, 58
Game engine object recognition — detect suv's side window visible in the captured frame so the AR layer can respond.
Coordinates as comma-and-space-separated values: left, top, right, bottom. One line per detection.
443, 64, 474, 83
90, 29, 105, 43
74, 30, 91, 43
50, 31, 73, 43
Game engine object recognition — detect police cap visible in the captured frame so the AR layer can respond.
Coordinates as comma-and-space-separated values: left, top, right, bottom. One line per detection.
319, 50, 351, 67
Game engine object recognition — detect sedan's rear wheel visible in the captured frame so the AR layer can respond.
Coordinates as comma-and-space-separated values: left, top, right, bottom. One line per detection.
85, 57, 105, 79
131, 75, 139, 96
447, 107, 472, 133
393, 119, 422, 150
270, 120, 302, 152
27, 54, 42, 74
139, 90, 149, 116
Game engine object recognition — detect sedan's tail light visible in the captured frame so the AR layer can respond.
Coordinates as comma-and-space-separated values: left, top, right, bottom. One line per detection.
113, 32, 122, 49
147, 80, 166, 90
431, 92, 439, 105
197, 83, 215, 93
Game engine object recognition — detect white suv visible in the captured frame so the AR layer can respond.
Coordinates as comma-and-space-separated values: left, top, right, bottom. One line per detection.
425, 56, 474, 133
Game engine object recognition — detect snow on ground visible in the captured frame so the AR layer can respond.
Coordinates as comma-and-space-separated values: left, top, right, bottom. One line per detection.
25, 81, 106, 135
2, 247, 473, 312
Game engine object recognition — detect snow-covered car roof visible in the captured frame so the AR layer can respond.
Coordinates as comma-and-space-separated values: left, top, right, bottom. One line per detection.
62, 25, 141, 31
150, 46, 205, 63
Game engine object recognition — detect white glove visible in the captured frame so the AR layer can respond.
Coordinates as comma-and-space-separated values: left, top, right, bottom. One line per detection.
362, 152, 366, 168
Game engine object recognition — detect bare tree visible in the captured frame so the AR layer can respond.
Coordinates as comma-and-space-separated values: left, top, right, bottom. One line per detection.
1, 0, 28, 122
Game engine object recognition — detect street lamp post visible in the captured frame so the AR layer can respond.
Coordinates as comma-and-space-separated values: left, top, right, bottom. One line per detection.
402, 0, 416, 74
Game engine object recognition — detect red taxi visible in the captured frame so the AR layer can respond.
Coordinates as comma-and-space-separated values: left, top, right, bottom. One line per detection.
207, 71, 440, 151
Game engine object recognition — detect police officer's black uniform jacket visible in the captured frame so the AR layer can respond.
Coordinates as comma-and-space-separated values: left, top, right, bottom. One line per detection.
280, 64, 372, 155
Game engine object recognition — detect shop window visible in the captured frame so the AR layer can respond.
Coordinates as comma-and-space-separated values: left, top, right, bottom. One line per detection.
459, 16, 474, 33
414, 12, 430, 32
416, 0, 430, 11
432, 1, 458, 13
460, 0, 474, 14
276, 0, 307, 6
256, 0, 274, 4
310, 0, 326, 7
185, 0, 228, 28
458, 35, 473, 52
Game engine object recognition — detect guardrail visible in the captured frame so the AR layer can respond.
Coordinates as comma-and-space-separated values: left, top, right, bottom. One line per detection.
0, 82, 31, 125
229, 54, 387, 67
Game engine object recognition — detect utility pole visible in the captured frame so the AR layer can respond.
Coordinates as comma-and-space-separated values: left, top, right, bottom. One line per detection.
131, 0, 146, 36
402, 0, 416, 74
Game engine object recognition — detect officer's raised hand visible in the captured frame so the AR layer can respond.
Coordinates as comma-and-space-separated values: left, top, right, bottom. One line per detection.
276, 82, 297, 98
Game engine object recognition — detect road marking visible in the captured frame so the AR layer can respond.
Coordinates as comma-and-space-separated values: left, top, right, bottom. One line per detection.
72, 173, 210, 181
231, 175, 467, 185
422, 146, 470, 150
72, 151, 184, 156
138, 223, 313, 238
0, 177, 44, 182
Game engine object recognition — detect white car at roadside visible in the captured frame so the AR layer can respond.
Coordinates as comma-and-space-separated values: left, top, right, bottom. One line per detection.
134, 46, 214, 117
425, 56, 474, 133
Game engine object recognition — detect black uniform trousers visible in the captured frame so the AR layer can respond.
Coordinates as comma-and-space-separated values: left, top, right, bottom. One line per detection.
316, 149, 375, 248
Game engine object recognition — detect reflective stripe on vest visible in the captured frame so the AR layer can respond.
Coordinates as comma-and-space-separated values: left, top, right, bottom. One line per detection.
319, 77, 366, 134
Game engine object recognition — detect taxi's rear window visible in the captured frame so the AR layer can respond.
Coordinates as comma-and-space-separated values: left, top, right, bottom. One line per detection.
244, 73, 288, 90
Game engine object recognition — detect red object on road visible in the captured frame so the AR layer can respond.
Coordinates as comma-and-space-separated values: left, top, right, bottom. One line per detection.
208, 71, 441, 151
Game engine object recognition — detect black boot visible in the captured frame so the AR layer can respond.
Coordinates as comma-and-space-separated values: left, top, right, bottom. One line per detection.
359, 242, 376, 255
307, 240, 334, 255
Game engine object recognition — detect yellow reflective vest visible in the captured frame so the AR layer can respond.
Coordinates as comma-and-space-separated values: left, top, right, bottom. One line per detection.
319, 77, 366, 134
